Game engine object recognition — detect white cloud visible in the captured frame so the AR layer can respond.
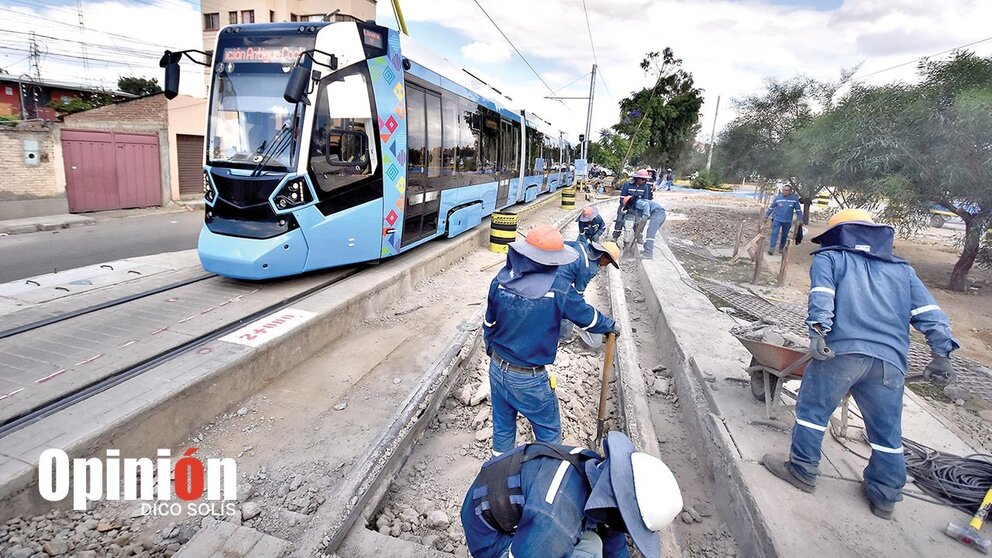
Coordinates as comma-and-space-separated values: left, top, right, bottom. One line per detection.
460, 41, 511, 64
377, 0, 992, 145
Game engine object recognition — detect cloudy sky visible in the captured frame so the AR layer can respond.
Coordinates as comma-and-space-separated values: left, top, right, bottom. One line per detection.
2, 0, 991, 144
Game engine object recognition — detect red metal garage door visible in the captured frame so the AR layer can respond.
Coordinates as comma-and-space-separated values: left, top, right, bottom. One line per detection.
62, 129, 162, 213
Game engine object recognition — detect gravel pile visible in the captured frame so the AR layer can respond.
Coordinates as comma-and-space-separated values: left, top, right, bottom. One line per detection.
0, 508, 195, 558
669, 206, 762, 247
732, 319, 808, 349
373, 340, 615, 555
235, 463, 333, 541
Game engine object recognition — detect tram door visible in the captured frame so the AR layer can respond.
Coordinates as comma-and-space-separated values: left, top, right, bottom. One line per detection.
402, 85, 442, 247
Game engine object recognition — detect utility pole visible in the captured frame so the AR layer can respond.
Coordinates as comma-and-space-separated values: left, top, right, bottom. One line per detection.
77, 0, 89, 72
582, 63, 597, 160
29, 32, 42, 80
706, 95, 720, 172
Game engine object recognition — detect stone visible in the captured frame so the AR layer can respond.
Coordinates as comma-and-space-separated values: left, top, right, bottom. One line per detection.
680, 511, 694, 524
96, 520, 118, 532
241, 502, 262, 521
76, 552, 97, 558
399, 508, 419, 524
471, 380, 491, 406
393, 377, 403, 384
237, 407, 248, 417
684, 505, 703, 523
49, 540, 75, 558
239, 482, 254, 500
425, 510, 450, 529
455, 386, 473, 406
333, 402, 348, 411
979, 410, 992, 423
472, 408, 489, 429
9, 547, 33, 558
475, 427, 493, 442
114, 535, 131, 546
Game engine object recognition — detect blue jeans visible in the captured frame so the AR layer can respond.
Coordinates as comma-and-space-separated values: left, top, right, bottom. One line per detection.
500, 531, 603, 558
641, 208, 668, 257
769, 220, 792, 251
789, 354, 906, 508
489, 358, 561, 454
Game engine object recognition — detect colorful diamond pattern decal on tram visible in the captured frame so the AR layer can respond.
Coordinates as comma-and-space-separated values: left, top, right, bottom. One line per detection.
368, 29, 407, 256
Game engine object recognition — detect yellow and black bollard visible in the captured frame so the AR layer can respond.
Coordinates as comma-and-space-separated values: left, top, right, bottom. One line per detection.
561, 187, 576, 210
489, 211, 518, 254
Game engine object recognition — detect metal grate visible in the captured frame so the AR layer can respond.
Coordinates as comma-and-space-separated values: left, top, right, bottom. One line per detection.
698, 279, 992, 401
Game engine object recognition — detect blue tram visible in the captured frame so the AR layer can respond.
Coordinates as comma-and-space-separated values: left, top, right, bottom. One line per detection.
161, 20, 575, 280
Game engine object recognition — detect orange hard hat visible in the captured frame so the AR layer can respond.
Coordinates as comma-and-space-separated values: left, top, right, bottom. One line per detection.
508, 224, 578, 265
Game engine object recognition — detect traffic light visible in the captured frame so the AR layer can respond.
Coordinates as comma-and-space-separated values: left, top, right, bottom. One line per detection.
579, 134, 585, 143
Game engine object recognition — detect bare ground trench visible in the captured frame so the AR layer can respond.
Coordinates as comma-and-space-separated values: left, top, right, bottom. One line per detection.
0, 202, 740, 558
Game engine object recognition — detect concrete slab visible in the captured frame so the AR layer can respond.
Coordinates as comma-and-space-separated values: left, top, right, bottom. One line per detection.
0, 214, 95, 236
175, 520, 290, 558
638, 236, 978, 558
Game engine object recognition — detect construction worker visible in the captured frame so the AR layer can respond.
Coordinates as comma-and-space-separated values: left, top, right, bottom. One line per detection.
612, 169, 653, 239
461, 431, 683, 558
484, 225, 619, 456
578, 206, 607, 242
762, 209, 959, 520
627, 198, 667, 259
558, 238, 621, 341
763, 184, 803, 254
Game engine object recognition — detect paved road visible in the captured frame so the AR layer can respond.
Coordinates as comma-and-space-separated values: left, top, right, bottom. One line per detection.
0, 211, 203, 283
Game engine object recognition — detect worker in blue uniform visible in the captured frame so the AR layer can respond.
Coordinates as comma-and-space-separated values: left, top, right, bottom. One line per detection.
484, 225, 620, 456
578, 207, 606, 242
627, 198, 667, 259
461, 431, 683, 558
612, 169, 653, 240
762, 209, 959, 520
557, 238, 621, 341
763, 184, 803, 255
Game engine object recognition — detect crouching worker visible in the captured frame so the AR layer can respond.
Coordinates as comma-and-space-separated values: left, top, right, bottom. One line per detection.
762, 209, 959, 520
558, 239, 621, 341
461, 431, 683, 558
578, 206, 606, 243
484, 226, 619, 456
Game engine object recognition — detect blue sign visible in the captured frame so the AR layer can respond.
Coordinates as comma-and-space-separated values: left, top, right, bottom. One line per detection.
575, 159, 588, 176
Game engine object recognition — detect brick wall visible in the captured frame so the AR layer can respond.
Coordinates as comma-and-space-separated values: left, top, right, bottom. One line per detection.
0, 122, 62, 199
63, 93, 168, 129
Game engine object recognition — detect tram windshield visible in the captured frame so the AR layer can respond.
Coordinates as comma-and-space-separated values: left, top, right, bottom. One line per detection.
207, 44, 307, 171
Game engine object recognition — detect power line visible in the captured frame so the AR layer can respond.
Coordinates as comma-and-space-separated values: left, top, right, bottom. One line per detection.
851, 34, 992, 81
470, 0, 566, 109
579, 0, 614, 102
552, 71, 591, 94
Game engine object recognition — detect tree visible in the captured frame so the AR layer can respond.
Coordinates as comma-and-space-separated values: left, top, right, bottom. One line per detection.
802, 51, 992, 291
716, 71, 856, 221
614, 49, 703, 169
48, 91, 115, 115
117, 76, 162, 96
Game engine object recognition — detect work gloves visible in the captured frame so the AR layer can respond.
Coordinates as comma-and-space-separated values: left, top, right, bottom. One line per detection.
809, 333, 834, 361
611, 323, 622, 338
924, 355, 955, 386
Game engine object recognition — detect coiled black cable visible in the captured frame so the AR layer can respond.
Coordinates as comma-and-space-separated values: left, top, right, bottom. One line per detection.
904, 437, 992, 515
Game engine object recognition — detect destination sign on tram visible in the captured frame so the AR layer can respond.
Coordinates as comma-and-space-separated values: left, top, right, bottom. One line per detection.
221, 46, 305, 64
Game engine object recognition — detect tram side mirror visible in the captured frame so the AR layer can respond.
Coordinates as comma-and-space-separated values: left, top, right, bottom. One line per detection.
284, 65, 311, 105
163, 63, 180, 100
325, 130, 369, 171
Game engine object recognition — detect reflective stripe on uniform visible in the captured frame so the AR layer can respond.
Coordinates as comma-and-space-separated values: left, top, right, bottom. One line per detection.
870, 442, 904, 454
911, 304, 940, 316
810, 287, 835, 296
544, 447, 585, 504
544, 292, 555, 298
796, 418, 827, 432
484, 319, 496, 327
580, 311, 599, 331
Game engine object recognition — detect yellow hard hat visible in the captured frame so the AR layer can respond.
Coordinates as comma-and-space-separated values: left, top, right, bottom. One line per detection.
827, 209, 874, 228
591, 240, 621, 268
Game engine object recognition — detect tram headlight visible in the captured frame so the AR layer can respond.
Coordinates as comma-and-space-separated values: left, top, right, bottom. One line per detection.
203, 172, 216, 203
273, 178, 310, 211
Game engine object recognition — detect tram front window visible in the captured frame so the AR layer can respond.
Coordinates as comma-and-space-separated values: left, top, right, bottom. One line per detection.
310, 65, 378, 193
208, 66, 299, 171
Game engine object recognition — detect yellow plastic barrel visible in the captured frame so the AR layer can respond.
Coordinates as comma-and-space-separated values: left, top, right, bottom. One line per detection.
814, 192, 830, 206
489, 211, 518, 253
561, 187, 576, 209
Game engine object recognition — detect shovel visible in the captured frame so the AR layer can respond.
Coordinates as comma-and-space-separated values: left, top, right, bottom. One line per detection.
592, 332, 617, 449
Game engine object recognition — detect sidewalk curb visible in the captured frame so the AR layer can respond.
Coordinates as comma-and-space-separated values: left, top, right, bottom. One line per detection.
638, 239, 779, 558
1, 216, 95, 236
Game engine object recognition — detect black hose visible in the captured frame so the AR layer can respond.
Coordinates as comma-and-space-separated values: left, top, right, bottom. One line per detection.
903, 437, 992, 515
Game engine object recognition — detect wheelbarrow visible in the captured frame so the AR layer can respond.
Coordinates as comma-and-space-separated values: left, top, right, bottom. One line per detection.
731, 334, 848, 429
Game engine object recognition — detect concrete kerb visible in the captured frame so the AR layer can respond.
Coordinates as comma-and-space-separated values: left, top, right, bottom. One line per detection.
0, 192, 563, 523
606, 265, 684, 558
637, 237, 778, 558
0, 214, 95, 236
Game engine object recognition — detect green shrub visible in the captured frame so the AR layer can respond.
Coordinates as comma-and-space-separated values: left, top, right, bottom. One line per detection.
691, 168, 721, 189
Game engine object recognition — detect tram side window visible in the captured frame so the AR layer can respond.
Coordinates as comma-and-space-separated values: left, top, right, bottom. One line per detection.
527, 129, 542, 175
309, 66, 378, 193
511, 121, 521, 174
481, 113, 499, 176
441, 96, 457, 185
499, 120, 512, 177
457, 97, 479, 177
426, 93, 442, 180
